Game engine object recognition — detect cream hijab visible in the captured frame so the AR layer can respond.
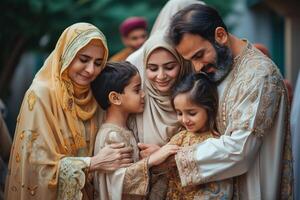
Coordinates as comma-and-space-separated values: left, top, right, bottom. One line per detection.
5, 23, 108, 199
126, 0, 205, 75
134, 33, 192, 146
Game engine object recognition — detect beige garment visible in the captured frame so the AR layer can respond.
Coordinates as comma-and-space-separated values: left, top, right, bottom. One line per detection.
5, 23, 109, 200
133, 33, 192, 146
94, 123, 149, 200
175, 42, 293, 199
127, 0, 204, 78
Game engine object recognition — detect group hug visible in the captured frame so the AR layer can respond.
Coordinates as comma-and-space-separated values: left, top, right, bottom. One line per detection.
4, 0, 293, 199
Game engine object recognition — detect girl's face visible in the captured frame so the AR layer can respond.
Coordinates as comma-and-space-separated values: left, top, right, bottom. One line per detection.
146, 48, 180, 93
68, 39, 105, 86
173, 92, 208, 133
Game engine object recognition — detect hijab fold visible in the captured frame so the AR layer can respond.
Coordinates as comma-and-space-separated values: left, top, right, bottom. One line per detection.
135, 33, 192, 145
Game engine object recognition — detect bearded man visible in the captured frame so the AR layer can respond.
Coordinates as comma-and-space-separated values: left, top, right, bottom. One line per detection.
166, 4, 293, 200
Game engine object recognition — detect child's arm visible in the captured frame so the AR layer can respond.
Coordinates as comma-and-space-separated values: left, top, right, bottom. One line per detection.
147, 144, 179, 167
150, 131, 185, 173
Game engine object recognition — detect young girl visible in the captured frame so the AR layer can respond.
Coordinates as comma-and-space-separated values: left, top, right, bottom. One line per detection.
91, 61, 179, 200
166, 72, 233, 199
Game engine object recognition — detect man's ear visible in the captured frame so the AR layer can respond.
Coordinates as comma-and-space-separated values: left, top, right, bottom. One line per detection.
214, 27, 228, 45
108, 91, 122, 106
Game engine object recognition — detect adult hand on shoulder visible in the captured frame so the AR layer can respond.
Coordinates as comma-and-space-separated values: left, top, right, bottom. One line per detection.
138, 143, 160, 158
89, 143, 133, 172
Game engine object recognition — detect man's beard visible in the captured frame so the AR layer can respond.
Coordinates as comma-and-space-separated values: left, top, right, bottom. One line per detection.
204, 42, 233, 84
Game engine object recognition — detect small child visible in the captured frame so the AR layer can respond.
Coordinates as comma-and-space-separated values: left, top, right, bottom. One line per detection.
91, 61, 178, 200
166, 72, 233, 200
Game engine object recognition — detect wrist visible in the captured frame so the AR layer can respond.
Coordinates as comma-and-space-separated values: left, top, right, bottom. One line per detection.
89, 156, 99, 172
147, 155, 157, 168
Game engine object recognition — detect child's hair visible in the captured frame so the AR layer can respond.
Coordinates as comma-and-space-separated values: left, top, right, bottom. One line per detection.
171, 72, 219, 132
91, 61, 139, 110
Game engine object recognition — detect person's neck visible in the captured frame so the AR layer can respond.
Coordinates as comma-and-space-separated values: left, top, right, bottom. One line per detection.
227, 34, 247, 58
105, 106, 129, 129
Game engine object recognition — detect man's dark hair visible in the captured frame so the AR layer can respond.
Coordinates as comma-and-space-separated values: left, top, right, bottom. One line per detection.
171, 72, 219, 132
169, 4, 228, 45
91, 61, 139, 110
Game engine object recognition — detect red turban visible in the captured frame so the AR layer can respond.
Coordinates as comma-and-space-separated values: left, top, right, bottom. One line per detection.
119, 17, 147, 37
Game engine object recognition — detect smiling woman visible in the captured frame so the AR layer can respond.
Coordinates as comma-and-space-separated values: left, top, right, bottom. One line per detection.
5, 23, 134, 200
146, 48, 181, 94
130, 33, 192, 199
68, 39, 105, 86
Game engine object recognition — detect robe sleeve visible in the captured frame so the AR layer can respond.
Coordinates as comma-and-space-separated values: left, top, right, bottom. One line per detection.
96, 130, 150, 199
123, 158, 150, 195
175, 67, 284, 187
57, 157, 91, 200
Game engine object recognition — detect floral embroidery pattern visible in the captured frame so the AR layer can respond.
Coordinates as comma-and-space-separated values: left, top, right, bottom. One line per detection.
169, 131, 233, 199
57, 157, 90, 200
123, 158, 149, 196
27, 90, 37, 111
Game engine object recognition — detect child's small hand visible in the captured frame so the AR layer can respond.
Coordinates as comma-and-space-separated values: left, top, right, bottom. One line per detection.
148, 144, 179, 167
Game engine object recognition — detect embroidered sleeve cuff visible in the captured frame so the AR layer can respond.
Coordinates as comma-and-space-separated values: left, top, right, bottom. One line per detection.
123, 157, 150, 196
175, 145, 202, 187
57, 157, 91, 200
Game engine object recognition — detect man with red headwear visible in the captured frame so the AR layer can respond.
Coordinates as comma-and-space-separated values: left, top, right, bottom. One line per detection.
110, 17, 148, 62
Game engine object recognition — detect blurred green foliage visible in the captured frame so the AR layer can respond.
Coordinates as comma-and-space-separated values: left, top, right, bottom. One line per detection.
0, 0, 235, 96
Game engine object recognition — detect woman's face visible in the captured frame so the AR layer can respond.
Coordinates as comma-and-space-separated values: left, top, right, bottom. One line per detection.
68, 39, 105, 86
146, 48, 180, 93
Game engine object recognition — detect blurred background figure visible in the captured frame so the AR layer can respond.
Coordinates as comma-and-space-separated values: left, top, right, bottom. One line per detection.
291, 71, 300, 200
0, 99, 12, 200
110, 16, 148, 61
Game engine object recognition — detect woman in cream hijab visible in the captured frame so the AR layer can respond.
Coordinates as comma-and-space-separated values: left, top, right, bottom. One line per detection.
127, 0, 205, 75
130, 33, 191, 199
5, 23, 132, 200
135, 33, 191, 146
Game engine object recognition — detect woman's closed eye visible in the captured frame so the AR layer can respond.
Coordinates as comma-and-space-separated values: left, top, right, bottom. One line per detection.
164, 63, 178, 70
94, 60, 103, 67
147, 65, 158, 71
79, 56, 89, 63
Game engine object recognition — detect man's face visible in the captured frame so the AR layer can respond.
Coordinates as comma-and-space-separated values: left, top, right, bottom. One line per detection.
176, 33, 233, 83
123, 28, 148, 50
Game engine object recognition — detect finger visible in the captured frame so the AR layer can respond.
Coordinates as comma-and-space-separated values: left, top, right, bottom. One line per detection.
121, 153, 132, 159
137, 143, 150, 150
120, 163, 133, 168
168, 150, 179, 155
120, 158, 133, 164
120, 146, 133, 154
110, 143, 125, 148
140, 151, 147, 159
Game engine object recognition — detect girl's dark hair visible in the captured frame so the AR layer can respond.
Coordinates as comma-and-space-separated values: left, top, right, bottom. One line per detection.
169, 4, 228, 45
91, 61, 139, 110
171, 72, 219, 132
